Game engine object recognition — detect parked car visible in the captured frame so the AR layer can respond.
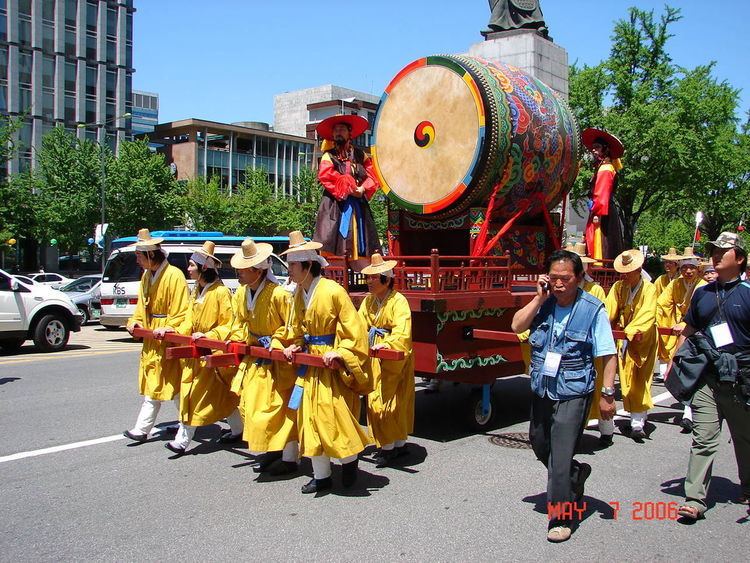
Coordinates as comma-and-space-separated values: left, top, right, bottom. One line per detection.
60, 274, 102, 325
0, 269, 82, 352
13, 275, 37, 285
28, 272, 73, 289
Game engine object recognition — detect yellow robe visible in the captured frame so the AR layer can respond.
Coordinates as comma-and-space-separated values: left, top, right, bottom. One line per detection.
359, 290, 415, 448
174, 281, 238, 426
580, 280, 609, 420
656, 277, 706, 361
227, 281, 296, 452
128, 263, 189, 401
605, 280, 658, 413
654, 272, 679, 361
286, 277, 371, 458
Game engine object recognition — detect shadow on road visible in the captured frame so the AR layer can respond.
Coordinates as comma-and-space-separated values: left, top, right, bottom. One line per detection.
0, 376, 21, 385
661, 475, 744, 510
0, 344, 91, 357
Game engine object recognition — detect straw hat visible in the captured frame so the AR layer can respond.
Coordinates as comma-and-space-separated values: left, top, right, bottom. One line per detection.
613, 249, 644, 273
316, 114, 369, 141
679, 246, 701, 266
131, 228, 164, 251
564, 242, 595, 264
190, 241, 222, 269
661, 247, 681, 261
230, 238, 273, 269
581, 128, 625, 159
280, 230, 322, 256
361, 253, 397, 275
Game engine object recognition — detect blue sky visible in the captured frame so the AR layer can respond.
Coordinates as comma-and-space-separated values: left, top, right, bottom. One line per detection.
133, 1, 749, 125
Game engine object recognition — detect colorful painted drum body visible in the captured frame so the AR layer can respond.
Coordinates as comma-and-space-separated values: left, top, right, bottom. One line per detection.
372, 55, 580, 220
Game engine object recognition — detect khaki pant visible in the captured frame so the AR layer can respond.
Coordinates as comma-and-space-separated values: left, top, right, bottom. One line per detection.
683, 379, 750, 513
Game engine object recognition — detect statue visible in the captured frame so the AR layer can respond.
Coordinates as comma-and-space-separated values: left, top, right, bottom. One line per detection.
483, 0, 548, 38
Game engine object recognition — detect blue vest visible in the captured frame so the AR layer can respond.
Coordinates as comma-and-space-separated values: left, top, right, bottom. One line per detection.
528, 289, 603, 400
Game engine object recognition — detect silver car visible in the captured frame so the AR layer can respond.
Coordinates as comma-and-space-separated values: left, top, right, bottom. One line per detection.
60, 274, 102, 325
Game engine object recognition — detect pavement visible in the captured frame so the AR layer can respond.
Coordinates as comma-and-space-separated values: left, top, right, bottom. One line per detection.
1, 326, 748, 560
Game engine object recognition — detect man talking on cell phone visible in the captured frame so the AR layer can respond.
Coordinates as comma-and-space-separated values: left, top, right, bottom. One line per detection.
512, 249, 617, 543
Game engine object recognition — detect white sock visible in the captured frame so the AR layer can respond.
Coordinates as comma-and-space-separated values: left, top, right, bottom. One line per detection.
631, 411, 647, 430
394, 439, 407, 448
132, 396, 161, 435
311, 455, 332, 479
599, 419, 615, 436
226, 409, 243, 435
683, 405, 693, 421
171, 424, 195, 449
282, 441, 299, 463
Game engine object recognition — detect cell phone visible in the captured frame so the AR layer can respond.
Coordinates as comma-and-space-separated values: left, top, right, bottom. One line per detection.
540, 281, 549, 292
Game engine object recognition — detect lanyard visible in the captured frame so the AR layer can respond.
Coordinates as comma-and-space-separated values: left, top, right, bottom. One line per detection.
547, 296, 579, 351
714, 279, 741, 323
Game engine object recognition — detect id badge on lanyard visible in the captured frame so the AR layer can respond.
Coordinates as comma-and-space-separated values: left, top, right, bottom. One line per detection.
709, 323, 734, 348
542, 351, 562, 378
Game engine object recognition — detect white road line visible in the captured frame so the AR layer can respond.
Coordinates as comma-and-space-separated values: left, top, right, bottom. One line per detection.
0, 434, 125, 464
587, 390, 676, 427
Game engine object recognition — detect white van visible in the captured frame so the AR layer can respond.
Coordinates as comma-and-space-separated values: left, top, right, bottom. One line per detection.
99, 244, 289, 329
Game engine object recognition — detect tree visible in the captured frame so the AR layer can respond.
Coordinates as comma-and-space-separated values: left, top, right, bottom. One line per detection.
105, 139, 184, 238
34, 126, 100, 253
180, 175, 234, 233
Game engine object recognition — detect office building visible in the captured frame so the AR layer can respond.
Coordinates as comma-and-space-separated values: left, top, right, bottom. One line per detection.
0, 0, 134, 176
146, 118, 315, 197
131, 88, 157, 136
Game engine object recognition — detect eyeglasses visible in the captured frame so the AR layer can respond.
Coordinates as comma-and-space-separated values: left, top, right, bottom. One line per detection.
549, 275, 575, 283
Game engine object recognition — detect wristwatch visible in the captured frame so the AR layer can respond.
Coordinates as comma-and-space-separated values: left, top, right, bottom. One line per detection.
601, 386, 616, 397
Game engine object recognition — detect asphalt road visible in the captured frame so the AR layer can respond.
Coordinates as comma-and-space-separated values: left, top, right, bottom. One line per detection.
1, 327, 748, 560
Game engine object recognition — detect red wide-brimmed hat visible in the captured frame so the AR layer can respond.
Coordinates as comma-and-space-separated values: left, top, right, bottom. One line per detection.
582, 127, 625, 159
316, 114, 370, 141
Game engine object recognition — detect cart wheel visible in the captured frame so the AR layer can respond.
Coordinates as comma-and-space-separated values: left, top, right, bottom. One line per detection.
466, 388, 496, 431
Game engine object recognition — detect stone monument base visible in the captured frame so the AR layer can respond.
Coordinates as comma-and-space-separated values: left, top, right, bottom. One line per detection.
466, 29, 569, 99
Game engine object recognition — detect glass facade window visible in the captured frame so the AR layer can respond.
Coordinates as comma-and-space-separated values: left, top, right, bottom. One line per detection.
18, 52, 32, 85
64, 94, 75, 121
42, 91, 54, 120
85, 64, 96, 95
0, 14, 7, 43
64, 61, 75, 92
42, 55, 55, 89
105, 102, 114, 123
65, 29, 75, 57
65, 0, 77, 28
18, 0, 31, 16
0, 47, 7, 78
42, 23, 54, 52
106, 39, 115, 63
85, 97, 95, 123
0, 83, 7, 112
18, 19, 32, 47
106, 7, 116, 37
106, 70, 115, 100
86, 1, 97, 32
126, 12, 132, 42
18, 86, 32, 113
86, 32, 96, 60
42, 0, 55, 23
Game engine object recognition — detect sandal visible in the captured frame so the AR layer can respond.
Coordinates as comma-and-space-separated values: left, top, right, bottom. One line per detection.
677, 505, 703, 521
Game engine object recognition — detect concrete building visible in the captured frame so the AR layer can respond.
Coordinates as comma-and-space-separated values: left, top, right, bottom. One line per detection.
0, 0, 134, 176
131, 88, 157, 136
274, 84, 379, 144
145, 118, 315, 197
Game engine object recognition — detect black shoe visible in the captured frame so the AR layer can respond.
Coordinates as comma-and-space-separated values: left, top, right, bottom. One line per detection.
217, 430, 243, 444
573, 462, 592, 502
123, 430, 148, 443
165, 441, 186, 457
268, 461, 299, 476
680, 418, 693, 433
395, 444, 409, 457
301, 477, 332, 494
342, 459, 359, 488
631, 428, 646, 440
599, 434, 614, 447
374, 449, 399, 468
252, 451, 283, 473
164, 425, 179, 435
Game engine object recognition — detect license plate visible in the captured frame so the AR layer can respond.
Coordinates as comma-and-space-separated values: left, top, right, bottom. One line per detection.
115, 298, 128, 308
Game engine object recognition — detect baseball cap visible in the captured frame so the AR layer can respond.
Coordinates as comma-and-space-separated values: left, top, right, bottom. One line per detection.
706, 232, 745, 252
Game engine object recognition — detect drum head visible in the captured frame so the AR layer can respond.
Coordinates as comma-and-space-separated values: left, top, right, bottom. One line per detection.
373, 57, 488, 215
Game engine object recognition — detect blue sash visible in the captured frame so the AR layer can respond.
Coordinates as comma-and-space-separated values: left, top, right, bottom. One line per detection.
339, 196, 367, 255
368, 326, 390, 348
296, 333, 336, 376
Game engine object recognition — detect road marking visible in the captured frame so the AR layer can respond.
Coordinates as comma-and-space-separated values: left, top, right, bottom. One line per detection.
0, 434, 125, 464
587, 390, 675, 427
0, 348, 138, 365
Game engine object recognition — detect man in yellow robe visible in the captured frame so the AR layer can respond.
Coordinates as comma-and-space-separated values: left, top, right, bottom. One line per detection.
281, 231, 371, 494
359, 253, 415, 467
227, 239, 298, 475
653, 247, 681, 381
160, 242, 241, 456
124, 229, 189, 442
656, 247, 706, 432
606, 249, 658, 441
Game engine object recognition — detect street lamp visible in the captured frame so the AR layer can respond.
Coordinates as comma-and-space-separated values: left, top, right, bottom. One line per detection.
77, 112, 131, 272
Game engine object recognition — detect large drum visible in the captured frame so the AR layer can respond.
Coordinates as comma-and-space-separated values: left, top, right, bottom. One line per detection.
372, 55, 580, 220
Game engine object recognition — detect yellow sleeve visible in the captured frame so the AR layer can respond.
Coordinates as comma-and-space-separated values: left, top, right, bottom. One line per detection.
605, 282, 621, 324
332, 286, 370, 390
624, 283, 657, 340
656, 280, 676, 328
127, 273, 148, 327
175, 299, 195, 336
206, 287, 234, 340
165, 269, 189, 330
380, 294, 412, 355
588, 283, 606, 303
269, 286, 291, 350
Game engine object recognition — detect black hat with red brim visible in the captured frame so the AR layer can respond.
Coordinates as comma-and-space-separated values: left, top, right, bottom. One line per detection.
582, 127, 625, 159
316, 114, 369, 141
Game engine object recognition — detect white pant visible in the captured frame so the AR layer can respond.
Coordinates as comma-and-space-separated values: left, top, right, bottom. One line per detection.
171, 408, 244, 450
310, 453, 358, 479
683, 404, 693, 421
598, 418, 615, 436
131, 396, 179, 436
282, 441, 299, 462
631, 411, 648, 431
381, 439, 407, 451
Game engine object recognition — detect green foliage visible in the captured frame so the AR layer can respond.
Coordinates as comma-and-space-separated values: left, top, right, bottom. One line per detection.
105, 139, 184, 238
569, 5, 750, 248
0, 172, 39, 245
0, 114, 24, 163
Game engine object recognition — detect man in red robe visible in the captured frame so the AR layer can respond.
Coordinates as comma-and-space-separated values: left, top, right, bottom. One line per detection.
313, 114, 380, 267
582, 128, 625, 261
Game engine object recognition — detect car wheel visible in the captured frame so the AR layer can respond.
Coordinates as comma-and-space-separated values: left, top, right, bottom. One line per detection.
33, 314, 70, 352
0, 338, 25, 352
77, 306, 89, 325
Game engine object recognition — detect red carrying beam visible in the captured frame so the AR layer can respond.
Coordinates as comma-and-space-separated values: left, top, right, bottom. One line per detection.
166, 346, 197, 360
471, 329, 522, 343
